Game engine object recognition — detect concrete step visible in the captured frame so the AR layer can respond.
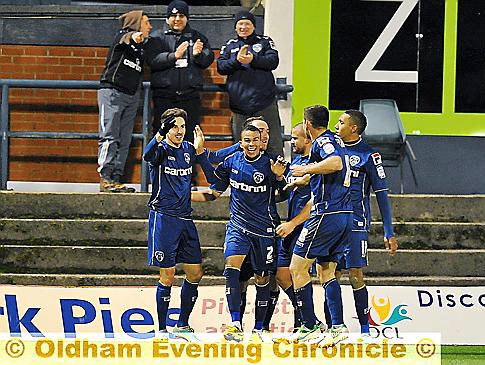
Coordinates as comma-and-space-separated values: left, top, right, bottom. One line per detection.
1, 191, 485, 222
0, 218, 226, 247
1, 246, 484, 277
1, 218, 484, 249
1, 273, 484, 287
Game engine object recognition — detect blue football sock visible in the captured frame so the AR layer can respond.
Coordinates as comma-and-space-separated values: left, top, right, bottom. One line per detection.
239, 289, 247, 322
224, 268, 241, 322
323, 300, 332, 327
353, 285, 370, 334
263, 290, 279, 330
294, 282, 316, 329
177, 279, 199, 327
254, 282, 270, 330
156, 282, 171, 331
283, 285, 301, 328
323, 278, 344, 326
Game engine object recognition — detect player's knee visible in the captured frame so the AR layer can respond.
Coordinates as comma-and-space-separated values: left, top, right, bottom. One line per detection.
348, 268, 365, 289
318, 268, 335, 284
289, 263, 300, 278
159, 267, 176, 286
254, 274, 270, 286
185, 265, 203, 283
186, 270, 203, 283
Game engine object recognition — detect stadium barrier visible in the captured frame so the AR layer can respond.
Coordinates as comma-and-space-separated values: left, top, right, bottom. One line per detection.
0, 79, 293, 192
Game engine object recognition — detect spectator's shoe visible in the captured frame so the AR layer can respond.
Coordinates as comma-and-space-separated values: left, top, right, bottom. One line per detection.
156, 329, 170, 343
170, 326, 200, 342
100, 178, 116, 192
317, 325, 349, 348
112, 180, 136, 193
223, 325, 244, 342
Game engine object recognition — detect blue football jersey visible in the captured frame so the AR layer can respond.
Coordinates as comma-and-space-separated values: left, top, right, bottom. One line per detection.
308, 130, 352, 214
285, 154, 311, 220
345, 138, 389, 231
144, 139, 199, 217
210, 151, 283, 236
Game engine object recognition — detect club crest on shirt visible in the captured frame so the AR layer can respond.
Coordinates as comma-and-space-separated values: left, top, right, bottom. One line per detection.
184, 153, 191, 164
252, 43, 263, 53
155, 251, 164, 262
253, 171, 264, 184
349, 155, 361, 166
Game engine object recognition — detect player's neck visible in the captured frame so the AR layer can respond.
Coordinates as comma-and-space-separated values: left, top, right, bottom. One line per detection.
344, 136, 361, 145
166, 138, 182, 148
244, 153, 261, 162
311, 128, 327, 140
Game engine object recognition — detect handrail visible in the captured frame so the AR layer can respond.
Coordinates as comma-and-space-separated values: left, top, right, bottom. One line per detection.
0, 79, 293, 192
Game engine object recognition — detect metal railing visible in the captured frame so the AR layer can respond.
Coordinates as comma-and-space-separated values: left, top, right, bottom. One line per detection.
0, 79, 293, 192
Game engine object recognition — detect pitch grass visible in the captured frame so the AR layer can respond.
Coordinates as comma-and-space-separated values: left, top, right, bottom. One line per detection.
441, 345, 485, 365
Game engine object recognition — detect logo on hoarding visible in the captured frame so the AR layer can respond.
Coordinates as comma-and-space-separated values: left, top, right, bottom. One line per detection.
369, 295, 412, 326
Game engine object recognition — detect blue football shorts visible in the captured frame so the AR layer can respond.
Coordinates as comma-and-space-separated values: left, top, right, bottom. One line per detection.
337, 230, 369, 270
293, 212, 352, 264
224, 222, 276, 276
277, 223, 304, 268
147, 210, 202, 268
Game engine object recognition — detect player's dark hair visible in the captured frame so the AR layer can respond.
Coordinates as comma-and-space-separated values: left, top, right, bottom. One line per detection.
241, 124, 261, 137
304, 105, 329, 128
345, 109, 367, 134
161, 107, 187, 122
243, 116, 266, 129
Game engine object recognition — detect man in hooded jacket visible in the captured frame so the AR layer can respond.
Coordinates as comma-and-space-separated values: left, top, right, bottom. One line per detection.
98, 10, 152, 192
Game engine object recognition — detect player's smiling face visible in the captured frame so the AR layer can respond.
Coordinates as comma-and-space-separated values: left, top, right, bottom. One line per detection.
166, 117, 186, 147
335, 113, 356, 142
240, 130, 261, 158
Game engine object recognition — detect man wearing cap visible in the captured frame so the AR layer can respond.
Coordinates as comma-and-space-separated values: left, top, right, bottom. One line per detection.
145, 0, 214, 143
98, 11, 152, 192
217, 11, 283, 157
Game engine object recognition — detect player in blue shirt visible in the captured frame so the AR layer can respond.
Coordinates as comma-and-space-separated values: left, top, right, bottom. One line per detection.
196, 117, 284, 334
195, 124, 287, 342
143, 107, 217, 341
275, 105, 352, 345
333, 109, 398, 335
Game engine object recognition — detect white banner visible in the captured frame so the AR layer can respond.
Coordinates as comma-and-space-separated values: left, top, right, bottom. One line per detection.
0, 285, 482, 345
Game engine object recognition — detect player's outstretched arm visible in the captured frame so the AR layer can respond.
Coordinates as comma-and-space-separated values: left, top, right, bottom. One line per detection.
291, 155, 342, 177
191, 189, 221, 202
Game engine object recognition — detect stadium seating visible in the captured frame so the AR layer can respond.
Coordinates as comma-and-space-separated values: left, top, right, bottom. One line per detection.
359, 99, 417, 193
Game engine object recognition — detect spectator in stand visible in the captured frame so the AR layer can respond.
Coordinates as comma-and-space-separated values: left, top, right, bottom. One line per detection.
98, 10, 152, 193
217, 10, 283, 157
145, 0, 214, 143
